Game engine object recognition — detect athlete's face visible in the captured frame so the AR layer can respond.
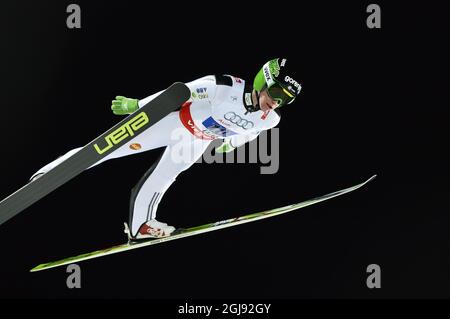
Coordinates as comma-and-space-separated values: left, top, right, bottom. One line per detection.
258, 89, 279, 112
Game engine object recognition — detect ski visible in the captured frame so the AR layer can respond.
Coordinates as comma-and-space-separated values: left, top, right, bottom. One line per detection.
0, 82, 190, 227
30, 175, 376, 272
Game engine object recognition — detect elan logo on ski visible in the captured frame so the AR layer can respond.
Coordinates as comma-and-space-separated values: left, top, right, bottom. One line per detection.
93, 112, 150, 154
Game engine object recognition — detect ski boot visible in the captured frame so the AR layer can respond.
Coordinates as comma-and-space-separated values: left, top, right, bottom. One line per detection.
124, 219, 176, 243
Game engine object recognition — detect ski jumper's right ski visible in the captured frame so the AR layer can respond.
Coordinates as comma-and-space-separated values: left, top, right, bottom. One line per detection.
0, 82, 190, 227
30, 175, 376, 272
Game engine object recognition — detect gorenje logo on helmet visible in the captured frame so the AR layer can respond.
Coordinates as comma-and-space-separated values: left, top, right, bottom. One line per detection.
284, 76, 301, 94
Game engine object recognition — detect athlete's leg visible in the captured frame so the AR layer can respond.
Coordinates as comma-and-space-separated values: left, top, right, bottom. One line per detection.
129, 138, 211, 237
30, 112, 181, 179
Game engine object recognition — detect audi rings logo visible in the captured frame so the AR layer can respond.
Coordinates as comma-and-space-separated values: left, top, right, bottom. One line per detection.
224, 112, 254, 130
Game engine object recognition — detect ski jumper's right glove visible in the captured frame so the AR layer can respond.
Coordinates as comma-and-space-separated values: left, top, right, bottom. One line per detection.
111, 96, 139, 115
215, 140, 236, 153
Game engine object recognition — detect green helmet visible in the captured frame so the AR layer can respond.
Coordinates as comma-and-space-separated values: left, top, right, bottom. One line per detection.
253, 58, 301, 106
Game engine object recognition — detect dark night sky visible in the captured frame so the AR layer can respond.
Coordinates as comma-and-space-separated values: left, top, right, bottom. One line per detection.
0, 0, 449, 301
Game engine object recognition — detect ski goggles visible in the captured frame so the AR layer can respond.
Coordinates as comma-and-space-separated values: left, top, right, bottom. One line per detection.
266, 83, 296, 107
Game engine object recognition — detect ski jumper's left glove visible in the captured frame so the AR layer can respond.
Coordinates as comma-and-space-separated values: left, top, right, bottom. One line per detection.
215, 140, 235, 153
111, 96, 139, 115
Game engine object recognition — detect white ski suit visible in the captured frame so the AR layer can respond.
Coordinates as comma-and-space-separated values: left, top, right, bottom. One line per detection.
35, 75, 280, 236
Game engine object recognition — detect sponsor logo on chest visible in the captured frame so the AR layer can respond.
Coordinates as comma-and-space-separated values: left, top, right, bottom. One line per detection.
219, 111, 254, 130
191, 87, 209, 99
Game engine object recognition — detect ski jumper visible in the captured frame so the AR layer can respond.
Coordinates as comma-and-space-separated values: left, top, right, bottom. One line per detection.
35, 75, 280, 236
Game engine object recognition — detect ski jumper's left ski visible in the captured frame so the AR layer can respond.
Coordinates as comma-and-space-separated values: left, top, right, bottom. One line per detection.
0, 82, 190, 227
30, 175, 376, 272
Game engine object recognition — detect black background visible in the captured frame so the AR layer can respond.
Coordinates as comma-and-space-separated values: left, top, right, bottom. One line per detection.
0, 0, 449, 302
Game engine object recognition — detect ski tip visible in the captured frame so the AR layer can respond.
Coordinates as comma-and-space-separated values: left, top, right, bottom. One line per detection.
30, 264, 45, 273
358, 174, 377, 187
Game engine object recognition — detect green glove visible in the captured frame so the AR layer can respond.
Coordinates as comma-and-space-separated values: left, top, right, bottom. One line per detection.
111, 96, 139, 115
215, 141, 235, 153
